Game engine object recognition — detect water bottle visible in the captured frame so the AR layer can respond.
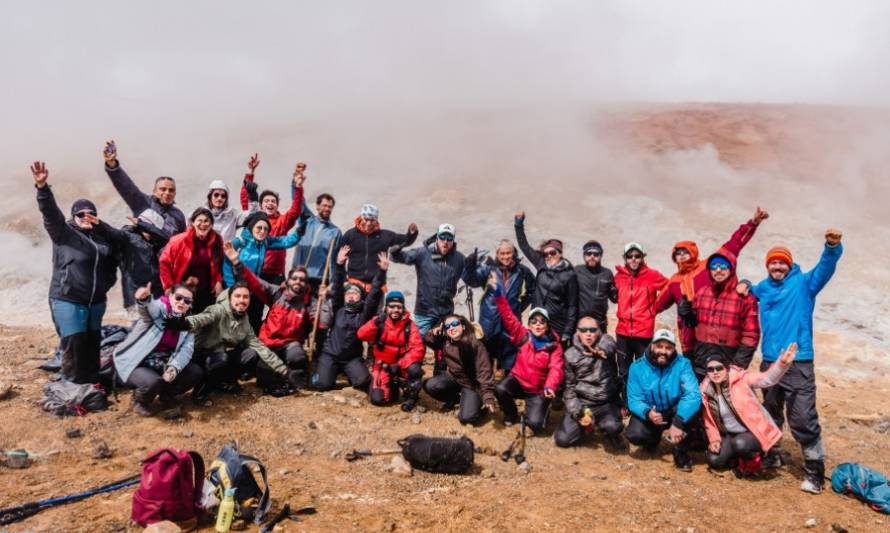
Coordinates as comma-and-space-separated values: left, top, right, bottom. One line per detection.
215, 487, 237, 532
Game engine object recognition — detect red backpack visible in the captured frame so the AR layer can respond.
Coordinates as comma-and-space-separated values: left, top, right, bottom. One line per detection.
131, 448, 205, 526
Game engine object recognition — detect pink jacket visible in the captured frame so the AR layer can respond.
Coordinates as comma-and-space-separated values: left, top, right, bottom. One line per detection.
494, 294, 564, 394
700, 362, 790, 452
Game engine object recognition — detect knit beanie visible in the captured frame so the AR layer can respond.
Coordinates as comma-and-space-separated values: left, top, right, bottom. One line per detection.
582, 240, 603, 255
71, 199, 97, 217
360, 203, 380, 220
385, 290, 405, 305
245, 212, 271, 232
765, 246, 793, 268
540, 239, 563, 253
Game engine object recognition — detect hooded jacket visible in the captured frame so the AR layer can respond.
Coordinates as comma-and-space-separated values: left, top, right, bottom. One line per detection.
93, 221, 169, 300
562, 333, 619, 417
494, 292, 564, 394
239, 266, 317, 349
691, 251, 760, 373
322, 261, 386, 362
158, 226, 224, 291
466, 257, 536, 342
239, 174, 304, 278
391, 241, 471, 319
701, 362, 790, 451
515, 222, 579, 338
356, 310, 425, 370
613, 263, 669, 339
626, 349, 701, 429
340, 219, 418, 283
113, 296, 195, 383
222, 226, 301, 286
424, 330, 496, 405
105, 162, 186, 237
574, 263, 616, 327
207, 179, 258, 242
657, 219, 759, 353
38, 186, 118, 305
291, 197, 343, 280
185, 289, 285, 373
751, 243, 843, 362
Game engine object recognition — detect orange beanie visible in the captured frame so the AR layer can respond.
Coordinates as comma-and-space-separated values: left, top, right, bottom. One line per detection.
765, 246, 793, 268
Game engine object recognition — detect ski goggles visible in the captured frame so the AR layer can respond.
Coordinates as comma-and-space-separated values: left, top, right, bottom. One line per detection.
443, 319, 461, 330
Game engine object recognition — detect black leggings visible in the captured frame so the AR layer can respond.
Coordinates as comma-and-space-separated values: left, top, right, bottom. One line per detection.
257, 342, 309, 388
314, 353, 371, 391
494, 374, 551, 432
616, 335, 651, 403
706, 431, 762, 469
424, 374, 485, 425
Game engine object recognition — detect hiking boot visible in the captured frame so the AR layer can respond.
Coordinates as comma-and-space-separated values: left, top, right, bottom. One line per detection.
673, 448, 692, 472
605, 434, 629, 452
158, 394, 177, 410
192, 382, 211, 405
216, 381, 242, 394
801, 459, 825, 494
643, 442, 660, 455
440, 401, 457, 413
400, 396, 418, 412
800, 477, 823, 494
132, 400, 153, 417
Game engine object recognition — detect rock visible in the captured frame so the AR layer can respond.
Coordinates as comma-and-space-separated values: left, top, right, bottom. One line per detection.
332, 394, 347, 405
481, 468, 496, 478
279, 468, 290, 476
382, 519, 397, 532
517, 461, 532, 475
182, 430, 194, 438
416, 405, 428, 413
411, 412, 422, 424
804, 517, 817, 528
348, 399, 362, 408
65, 428, 82, 439
330, 449, 342, 459
831, 523, 849, 533
591, 474, 608, 480
876, 421, 890, 434
308, 421, 318, 430
294, 447, 306, 456
143, 521, 181, 533
92, 441, 114, 460
0, 382, 12, 400
387, 455, 413, 477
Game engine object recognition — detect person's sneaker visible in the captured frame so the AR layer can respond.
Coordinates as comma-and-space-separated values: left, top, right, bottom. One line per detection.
132, 401, 153, 417
675, 459, 693, 472
800, 477, 823, 494
216, 381, 242, 395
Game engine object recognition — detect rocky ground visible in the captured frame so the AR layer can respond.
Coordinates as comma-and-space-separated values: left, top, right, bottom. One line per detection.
1, 324, 889, 533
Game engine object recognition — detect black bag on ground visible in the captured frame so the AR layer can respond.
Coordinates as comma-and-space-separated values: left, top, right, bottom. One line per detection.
206, 443, 271, 525
99, 324, 130, 388
40, 381, 108, 416
397, 434, 475, 474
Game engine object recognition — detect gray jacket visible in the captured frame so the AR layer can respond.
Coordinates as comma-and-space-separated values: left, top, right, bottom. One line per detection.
113, 297, 195, 382
563, 333, 619, 417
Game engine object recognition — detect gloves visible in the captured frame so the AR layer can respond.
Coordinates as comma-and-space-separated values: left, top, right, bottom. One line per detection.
244, 179, 259, 203
514, 214, 525, 226
163, 315, 192, 331
678, 297, 697, 328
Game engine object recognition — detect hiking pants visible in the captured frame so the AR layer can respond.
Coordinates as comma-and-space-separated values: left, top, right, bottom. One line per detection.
625, 414, 691, 465
314, 353, 371, 391
424, 374, 485, 425
50, 299, 106, 384
706, 431, 762, 469
554, 402, 623, 448
369, 362, 423, 406
126, 362, 203, 405
760, 361, 821, 447
483, 333, 518, 372
616, 335, 651, 403
495, 374, 551, 432
257, 342, 308, 389
201, 347, 258, 387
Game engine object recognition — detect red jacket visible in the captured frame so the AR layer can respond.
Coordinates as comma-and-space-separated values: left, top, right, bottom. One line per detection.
657, 219, 758, 353
494, 294, 564, 394
613, 263, 668, 339
240, 174, 303, 278
241, 267, 315, 349
692, 251, 760, 352
158, 226, 223, 291
357, 312, 425, 371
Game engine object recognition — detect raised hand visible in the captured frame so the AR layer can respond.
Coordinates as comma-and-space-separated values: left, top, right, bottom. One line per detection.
30, 161, 48, 188
247, 153, 260, 174
407, 222, 418, 235
753, 206, 769, 225
134, 282, 152, 301
825, 228, 843, 246
223, 241, 240, 264
514, 210, 525, 224
103, 140, 118, 168
336, 244, 351, 265
779, 342, 798, 366
293, 161, 307, 187
377, 251, 390, 271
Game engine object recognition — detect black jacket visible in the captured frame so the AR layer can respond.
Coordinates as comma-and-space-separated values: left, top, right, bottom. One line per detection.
340, 226, 417, 283
574, 264, 616, 327
562, 333, 619, 417
391, 242, 473, 319
95, 222, 169, 304
105, 162, 186, 237
515, 223, 578, 339
322, 262, 385, 362
38, 186, 118, 305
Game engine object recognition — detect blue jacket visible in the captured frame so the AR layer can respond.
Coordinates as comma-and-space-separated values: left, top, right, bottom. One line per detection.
291, 198, 342, 280
466, 260, 536, 341
627, 351, 701, 428
751, 243, 843, 362
222, 227, 300, 286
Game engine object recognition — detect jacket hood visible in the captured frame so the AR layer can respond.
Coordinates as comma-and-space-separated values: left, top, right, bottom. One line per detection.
672, 240, 700, 274
546, 257, 573, 272
706, 249, 739, 289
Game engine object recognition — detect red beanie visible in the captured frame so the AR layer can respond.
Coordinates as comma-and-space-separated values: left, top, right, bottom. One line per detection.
765, 246, 793, 268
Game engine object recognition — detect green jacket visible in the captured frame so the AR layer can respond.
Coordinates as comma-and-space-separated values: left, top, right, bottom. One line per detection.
186, 290, 286, 374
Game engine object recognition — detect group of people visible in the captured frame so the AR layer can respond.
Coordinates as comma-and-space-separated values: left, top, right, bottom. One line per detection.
33, 142, 844, 494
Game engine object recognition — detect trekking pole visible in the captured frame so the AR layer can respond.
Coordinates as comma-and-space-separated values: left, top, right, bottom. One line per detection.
0, 474, 140, 525
514, 413, 527, 465
464, 284, 475, 322
345, 448, 403, 461
306, 241, 336, 364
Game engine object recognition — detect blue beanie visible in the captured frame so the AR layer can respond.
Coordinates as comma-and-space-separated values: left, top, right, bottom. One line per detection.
385, 290, 405, 305
708, 255, 731, 270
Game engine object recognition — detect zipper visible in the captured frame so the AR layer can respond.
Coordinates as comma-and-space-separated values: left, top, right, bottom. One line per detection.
88, 234, 99, 306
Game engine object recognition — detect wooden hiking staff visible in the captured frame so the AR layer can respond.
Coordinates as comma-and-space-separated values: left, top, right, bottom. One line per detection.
306, 240, 336, 363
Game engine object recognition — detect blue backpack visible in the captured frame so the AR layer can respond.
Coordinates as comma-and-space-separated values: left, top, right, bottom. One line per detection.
831, 463, 890, 514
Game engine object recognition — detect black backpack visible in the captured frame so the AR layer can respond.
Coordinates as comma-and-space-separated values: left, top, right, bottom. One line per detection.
398, 434, 475, 474
206, 443, 271, 525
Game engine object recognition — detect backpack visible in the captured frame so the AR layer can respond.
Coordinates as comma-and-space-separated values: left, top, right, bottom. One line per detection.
40, 381, 108, 416
397, 434, 475, 474
98, 324, 130, 389
205, 443, 271, 525
131, 448, 205, 527
831, 462, 890, 514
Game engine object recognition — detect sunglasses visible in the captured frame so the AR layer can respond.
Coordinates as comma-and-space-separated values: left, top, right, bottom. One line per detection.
290, 275, 308, 282
584, 250, 602, 257
626, 253, 643, 260
437, 233, 455, 242
577, 326, 599, 333
386, 303, 404, 309
706, 364, 725, 373
543, 249, 561, 258
75, 210, 97, 219
173, 294, 193, 305
211, 192, 228, 198
443, 319, 461, 330
709, 264, 730, 271
253, 225, 270, 232
528, 317, 547, 325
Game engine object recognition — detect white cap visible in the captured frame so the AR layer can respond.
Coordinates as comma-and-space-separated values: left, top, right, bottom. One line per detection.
137, 209, 165, 230
624, 242, 645, 256
437, 223, 456, 238
652, 329, 677, 346
207, 179, 229, 193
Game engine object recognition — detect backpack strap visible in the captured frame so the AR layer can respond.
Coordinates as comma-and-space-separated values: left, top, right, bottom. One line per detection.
238, 454, 270, 524
189, 451, 205, 509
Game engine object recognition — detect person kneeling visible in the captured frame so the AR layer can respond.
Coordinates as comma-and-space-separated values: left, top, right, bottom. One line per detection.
488, 275, 563, 433
555, 317, 624, 449
357, 291, 425, 411
701, 344, 797, 477
625, 330, 701, 472
423, 315, 497, 425
113, 283, 203, 416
